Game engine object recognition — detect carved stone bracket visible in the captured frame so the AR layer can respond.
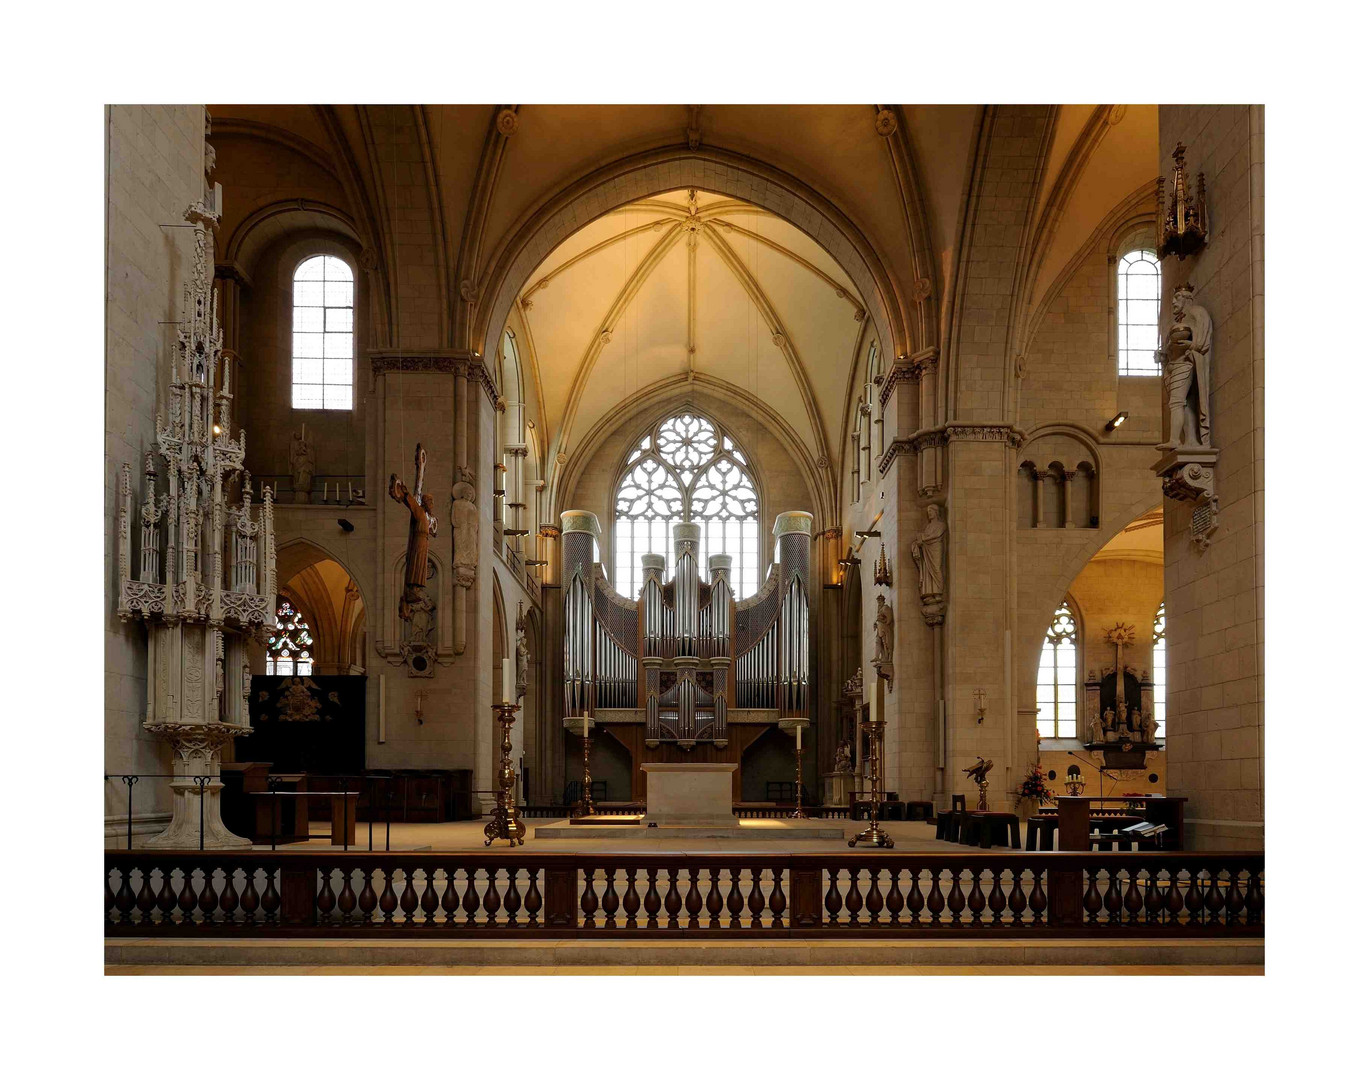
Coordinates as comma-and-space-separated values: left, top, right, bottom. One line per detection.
1153, 446, 1219, 550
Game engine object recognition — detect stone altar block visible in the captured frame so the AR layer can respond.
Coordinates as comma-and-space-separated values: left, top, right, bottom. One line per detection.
641, 762, 738, 827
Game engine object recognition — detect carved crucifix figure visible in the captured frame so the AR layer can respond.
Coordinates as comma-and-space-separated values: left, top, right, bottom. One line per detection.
390, 443, 438, 622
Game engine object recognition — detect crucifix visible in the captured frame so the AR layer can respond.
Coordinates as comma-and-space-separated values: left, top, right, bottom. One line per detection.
1102, 622, 1136, 728
389, 443, 438, 622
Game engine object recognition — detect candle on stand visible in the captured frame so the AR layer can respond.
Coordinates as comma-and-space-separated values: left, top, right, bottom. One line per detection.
583, 715, 590, 738
502, 658, 514, 704
796, 725, 802, 751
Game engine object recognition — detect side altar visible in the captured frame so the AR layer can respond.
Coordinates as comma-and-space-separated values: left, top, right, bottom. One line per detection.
561, 510, 815, 802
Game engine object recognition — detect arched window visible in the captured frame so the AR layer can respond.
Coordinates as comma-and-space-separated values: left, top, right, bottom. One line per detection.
1152, 601, 1166, 738
1117, 248, 1161, 376
1036, 601, 1078, 738
292, 254, 354, 409
266, 598, 314, 676
613, 412, 760, 600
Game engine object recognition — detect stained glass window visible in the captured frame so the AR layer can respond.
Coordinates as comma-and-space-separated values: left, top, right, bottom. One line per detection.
266, 598, 314, 676
1152, 602, 1166, 739
613, 413, 760, 600
292, 254, 354, 409
1118, 249, 1161, 376
1037, 601, 1078, 738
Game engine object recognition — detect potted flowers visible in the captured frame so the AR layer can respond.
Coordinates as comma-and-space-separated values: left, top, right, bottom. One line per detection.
1014, 762, 1054, 819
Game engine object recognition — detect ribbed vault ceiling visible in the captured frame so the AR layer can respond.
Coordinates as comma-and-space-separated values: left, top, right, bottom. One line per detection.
514, 188, 865, 470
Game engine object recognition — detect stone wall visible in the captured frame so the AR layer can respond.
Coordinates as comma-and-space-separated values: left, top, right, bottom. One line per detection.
104, 105, 209, 836
1156, 106, 1265, 849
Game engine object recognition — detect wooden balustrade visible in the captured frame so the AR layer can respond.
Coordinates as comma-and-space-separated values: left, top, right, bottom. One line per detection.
105, 851, 1263, 937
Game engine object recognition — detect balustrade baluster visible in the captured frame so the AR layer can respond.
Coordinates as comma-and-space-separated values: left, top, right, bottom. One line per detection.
198, 866, 221, 923
746, 870, 765, 928
767, 869, 786, 926
844, 869, 863, 924
525, 870, 544, 927
705, 870, 723, 929
337, 868, 357, 926
1244, 870, 1263, 927
926, 872, 945, 924
966, 871, 986, 925
823, 869, 842, 924
1006, 869, 1026, 926
1027, 867, 1047, 925
664, 870, 683, 929
178, 866, 199, 925
581, 869, 600, 929
316, 867, 337, 924
685, 869, 703, 929
601, 869, 621, 929
482, 869, 502, 926
947, 870, 967, 926
1123, 870, 1143, 923
105, 868, 117, 924
643, 868, 662, 928
865, 867, 884, 926
440, 867, 460, 926
621, 869, 640, 929
726, 870, 745, 929
1082, 869, 1103, 924
114, 867, 136, 925
1143, 869, 1162, 926
379, 868, 399, 924
420, 869, 440, 926
1164, 869, 1185, 924
885, 869, 905, 926
1204, 869, 1225, 925
219, 868, 241, 926
1183, 870, 1205, 926
1222, 866, 1244, 927
461, 868, 481, 926
503, 868, 524, 926
136, 867, 157, 925
262, 867, 281, 924
400, 868, 420, 926
240, 867, 260, 926
358, 868, 378, 926
1103, 869, 1123, 925
907, 869, 926, 925
987, 870, 1006, 926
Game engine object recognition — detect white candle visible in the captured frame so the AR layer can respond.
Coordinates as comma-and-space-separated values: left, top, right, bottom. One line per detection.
796, 725, 802, 751
348, 482, 353, 502
502, 658, 514, 704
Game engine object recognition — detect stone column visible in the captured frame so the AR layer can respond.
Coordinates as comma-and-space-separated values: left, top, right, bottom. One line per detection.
1061, 469, 1077, 529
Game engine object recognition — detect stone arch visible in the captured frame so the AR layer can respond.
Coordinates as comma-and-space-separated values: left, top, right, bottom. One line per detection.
471, 147, 917, 397
223, 199, 360, 277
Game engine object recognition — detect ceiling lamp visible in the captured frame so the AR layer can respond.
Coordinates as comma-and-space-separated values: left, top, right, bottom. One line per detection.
1104, 411, 1128, 433
1156, 143, 1208, 260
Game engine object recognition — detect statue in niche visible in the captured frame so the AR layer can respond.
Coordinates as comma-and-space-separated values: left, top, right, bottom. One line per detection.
1142, 711, 1158, 744
1086, 713, 1103, 744
1102, 706, 1119, 742
514, 603, 530, 702
289, 425, 315, 504
390, 443, 439, 622
834, 740, 853, 774
872, 594, 894, 685
1159, 283, 1213, 449
451, 464, 478, 590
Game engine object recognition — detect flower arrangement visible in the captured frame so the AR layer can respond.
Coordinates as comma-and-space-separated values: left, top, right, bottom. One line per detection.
1015, 763, 1054, 807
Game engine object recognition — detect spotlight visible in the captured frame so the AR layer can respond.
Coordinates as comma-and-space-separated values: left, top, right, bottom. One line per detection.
1103, 411, 1128, 433
854, 529, 881, 539
212, 423, 222, 435
338, 518, 355, 533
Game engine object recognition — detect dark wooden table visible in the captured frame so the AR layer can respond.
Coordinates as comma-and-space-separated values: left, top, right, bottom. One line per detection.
1055, 796, 1187, 850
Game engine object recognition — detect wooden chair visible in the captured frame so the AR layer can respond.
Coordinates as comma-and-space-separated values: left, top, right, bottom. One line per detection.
936, 794, 970, 842
1025, 815, 1058, 851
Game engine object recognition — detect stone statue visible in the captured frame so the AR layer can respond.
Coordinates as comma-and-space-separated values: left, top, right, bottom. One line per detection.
1159, 283, 1213, 449
1086, 713, 1102, 744
835, 740, 853, 774
872, 593, 894, 685
909, 503, 947, 599
1128, 706, 1145, 740
1142, 711, 1158, 744
451, 464, 479, 590
515, 604, 530, 702
390, 443, 439, 622
289, 425, 315, 504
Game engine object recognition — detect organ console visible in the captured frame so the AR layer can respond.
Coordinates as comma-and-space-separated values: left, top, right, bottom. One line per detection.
560, 509, 814, 798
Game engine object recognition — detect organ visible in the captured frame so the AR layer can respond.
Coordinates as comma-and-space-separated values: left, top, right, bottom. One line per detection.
560, 509, 814, 799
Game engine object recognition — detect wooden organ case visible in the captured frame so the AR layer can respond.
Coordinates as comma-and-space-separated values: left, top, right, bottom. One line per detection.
561, 510, 814, 801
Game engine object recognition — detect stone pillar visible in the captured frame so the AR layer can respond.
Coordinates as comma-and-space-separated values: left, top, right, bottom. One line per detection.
1061, 469, 1077, 529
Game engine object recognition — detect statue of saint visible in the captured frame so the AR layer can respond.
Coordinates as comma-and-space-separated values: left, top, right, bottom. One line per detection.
289, 426, 315, 503
909, 503, 947, 600
1142, 711, 1158, 744
835, 740, 853, 774
389, 443, 439, 622
1086, 714, 1103, 744
872, 594, 894, 684
1159, 283, 1213, 449
515, 605, 530, 701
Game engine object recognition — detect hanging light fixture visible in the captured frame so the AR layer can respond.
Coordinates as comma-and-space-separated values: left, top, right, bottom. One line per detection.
1156, 143, 1208, 260
873, 542, 893, 587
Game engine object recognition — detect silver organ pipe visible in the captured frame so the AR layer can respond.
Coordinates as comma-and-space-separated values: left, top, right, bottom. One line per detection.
707, 555, 732, 658
779, 575, 809, 715
673, 522, 699, 657
594, 623, 639, 709
563, 571, 594, 718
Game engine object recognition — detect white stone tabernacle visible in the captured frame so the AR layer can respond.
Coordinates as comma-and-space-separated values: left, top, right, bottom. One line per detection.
640, 762, 739, 827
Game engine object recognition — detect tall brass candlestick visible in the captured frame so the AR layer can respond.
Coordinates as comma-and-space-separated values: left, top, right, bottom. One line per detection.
848, 716, 894, 848
484, 702, 526, 847
790, 739, 808, 819
563, 716, 596, 819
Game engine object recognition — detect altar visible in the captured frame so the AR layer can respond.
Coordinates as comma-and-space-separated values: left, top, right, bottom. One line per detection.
641, 762, 738, 827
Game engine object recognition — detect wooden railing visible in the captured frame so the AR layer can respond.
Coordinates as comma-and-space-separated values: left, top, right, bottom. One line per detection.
106, 851, 1262, 937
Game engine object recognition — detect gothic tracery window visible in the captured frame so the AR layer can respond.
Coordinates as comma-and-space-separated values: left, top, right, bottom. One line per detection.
266, 598, 314, 676
292, 254, 354, 409
1152, 601, 1167, 738
1037, 601, 1078, 738
613, 412, 760, 600
1117, 248, 1161, 376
